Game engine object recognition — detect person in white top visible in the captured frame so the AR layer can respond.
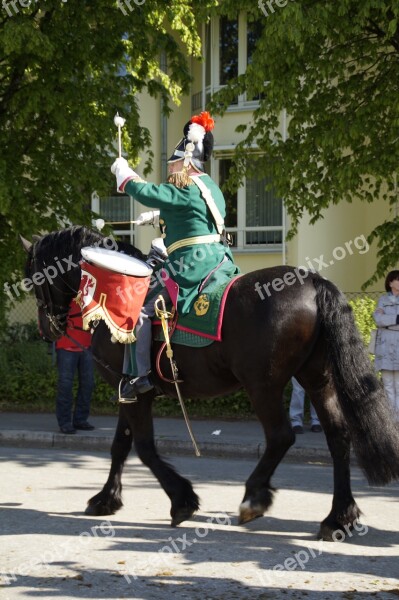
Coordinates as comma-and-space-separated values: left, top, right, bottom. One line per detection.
373, 270, 399, 421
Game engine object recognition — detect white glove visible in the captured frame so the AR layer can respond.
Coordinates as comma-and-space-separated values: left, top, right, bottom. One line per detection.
111, 157, 138, 192
151, 237, 168, 257
135, 210, 160, 227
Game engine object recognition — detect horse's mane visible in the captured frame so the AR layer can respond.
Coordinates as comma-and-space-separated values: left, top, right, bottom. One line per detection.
33, 226, 104, 264
34, 225, 145, 262
27, 225, 145, 275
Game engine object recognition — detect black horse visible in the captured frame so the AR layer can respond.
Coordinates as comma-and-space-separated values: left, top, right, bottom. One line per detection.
23, 226, 399, 541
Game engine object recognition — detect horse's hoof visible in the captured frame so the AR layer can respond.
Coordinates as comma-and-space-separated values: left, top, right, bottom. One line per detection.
85, 502, 112, 516
238, 500, 264, 525
85, 497, 122, 516
317, 524, 338, 541
170, 506, 196, 527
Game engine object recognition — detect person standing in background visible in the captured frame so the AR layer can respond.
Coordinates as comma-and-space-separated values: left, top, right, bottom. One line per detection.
55, 301, 95, 434
373, 270, 399, 422
289, 377, 322, 434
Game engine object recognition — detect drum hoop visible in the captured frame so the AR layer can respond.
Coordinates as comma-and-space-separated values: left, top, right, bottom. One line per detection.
81, 246, 152, 277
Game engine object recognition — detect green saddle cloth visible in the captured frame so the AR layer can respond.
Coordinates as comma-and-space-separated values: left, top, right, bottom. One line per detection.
154, 273, 240, 346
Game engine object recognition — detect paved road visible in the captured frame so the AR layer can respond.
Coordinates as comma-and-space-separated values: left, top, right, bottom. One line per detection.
1, 446, 399, 599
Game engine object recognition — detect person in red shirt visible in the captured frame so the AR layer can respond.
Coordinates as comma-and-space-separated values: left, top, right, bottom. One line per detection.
55, 302, 95, 434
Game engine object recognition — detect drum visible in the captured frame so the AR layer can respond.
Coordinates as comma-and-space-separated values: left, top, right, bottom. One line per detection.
76, 247, 153, 343
80, 247, 153, 277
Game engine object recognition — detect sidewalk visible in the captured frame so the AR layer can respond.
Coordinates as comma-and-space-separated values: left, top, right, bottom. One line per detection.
0, 412, 331, 463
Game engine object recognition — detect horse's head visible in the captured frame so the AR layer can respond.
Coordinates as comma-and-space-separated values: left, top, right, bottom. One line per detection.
21, 226, 104, 341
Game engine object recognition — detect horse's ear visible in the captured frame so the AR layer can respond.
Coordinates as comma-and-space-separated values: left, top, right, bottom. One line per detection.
19, 235, 33, 253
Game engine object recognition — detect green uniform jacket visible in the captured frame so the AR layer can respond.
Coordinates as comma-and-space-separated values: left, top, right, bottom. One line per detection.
124, 174, 240, 315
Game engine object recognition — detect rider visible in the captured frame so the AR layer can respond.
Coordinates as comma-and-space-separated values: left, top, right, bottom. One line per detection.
111, 111, 240, 399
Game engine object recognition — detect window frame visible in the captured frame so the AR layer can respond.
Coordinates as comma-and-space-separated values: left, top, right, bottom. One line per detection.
200, 13, 265, 112
211, 152, 284, 253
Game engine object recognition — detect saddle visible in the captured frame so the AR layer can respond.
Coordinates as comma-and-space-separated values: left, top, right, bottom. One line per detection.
153, 274, 240, 347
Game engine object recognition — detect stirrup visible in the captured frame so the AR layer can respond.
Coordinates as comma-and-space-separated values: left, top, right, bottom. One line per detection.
117, 378, 138, 404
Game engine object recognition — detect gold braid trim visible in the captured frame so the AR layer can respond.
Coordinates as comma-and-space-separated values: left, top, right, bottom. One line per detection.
82, 311, 136, 344
167, 171, 194, 188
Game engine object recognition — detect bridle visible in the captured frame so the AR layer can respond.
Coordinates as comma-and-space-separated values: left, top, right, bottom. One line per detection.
31, 249, 80, 339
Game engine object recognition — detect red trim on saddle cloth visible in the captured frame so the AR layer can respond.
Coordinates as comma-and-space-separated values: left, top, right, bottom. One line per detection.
75, 260, 151, 344
154, 275, 241, 342
163, 271, 179, 307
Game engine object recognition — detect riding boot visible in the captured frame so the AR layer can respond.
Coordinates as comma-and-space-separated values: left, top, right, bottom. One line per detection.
118, 311, 154, 401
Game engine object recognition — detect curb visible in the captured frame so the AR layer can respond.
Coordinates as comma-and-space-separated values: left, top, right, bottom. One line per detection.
0, 430, 332, 463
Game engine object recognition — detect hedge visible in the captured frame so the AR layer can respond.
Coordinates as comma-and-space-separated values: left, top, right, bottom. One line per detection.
0, 296, 377, 417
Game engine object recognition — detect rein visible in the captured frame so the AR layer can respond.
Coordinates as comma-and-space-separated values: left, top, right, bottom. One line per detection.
32, 250, 124, 380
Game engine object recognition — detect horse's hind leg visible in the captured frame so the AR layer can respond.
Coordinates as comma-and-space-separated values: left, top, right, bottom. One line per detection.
239, 385, 295, 524
301, 373, 361, 541
86, 407, 133, 516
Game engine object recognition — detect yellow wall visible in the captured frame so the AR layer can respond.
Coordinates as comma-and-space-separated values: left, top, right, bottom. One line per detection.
287, 195, 392, 292
233, 251, 282, 273
131, 45, 393, 295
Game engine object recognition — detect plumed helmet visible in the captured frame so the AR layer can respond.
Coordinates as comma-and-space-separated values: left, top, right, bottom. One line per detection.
167, 111, 215, 171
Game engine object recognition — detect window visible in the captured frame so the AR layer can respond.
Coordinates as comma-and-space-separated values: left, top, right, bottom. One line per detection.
199, 13, 264, 110
216, 157, 283, 250
92, 193, 136, 245
219, 17, 238, 86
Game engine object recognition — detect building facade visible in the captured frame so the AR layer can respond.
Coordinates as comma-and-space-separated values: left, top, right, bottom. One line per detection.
93, 13, 393, 294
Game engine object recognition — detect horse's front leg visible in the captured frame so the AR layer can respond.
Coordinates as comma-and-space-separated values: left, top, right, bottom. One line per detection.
85, 408, 133, 516
128, 392, 200, 526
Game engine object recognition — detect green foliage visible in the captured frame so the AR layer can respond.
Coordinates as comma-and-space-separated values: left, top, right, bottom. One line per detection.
154, 391, 254, 419
0, 0, 215, 324
0, 321, 255, 417
348, 295, 377, 346
210, 0, 399, 288
0, 338, 57, 410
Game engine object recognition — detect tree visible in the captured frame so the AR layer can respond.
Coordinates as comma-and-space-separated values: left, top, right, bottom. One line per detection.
210, 0, 399, 288
0, 0, 215, 324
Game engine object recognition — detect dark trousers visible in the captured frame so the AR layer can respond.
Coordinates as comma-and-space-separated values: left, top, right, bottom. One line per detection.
56, 349, 94, 428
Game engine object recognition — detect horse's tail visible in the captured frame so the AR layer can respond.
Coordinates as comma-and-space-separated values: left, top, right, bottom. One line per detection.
313, 275, 399, 485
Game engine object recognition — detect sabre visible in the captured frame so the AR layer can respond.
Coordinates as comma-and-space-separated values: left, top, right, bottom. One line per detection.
114, 112, 126, 158
155, 295, 201, 457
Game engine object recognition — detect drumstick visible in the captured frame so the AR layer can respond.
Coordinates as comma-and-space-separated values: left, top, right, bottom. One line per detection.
114, 113, 126, 158
101, 220, 142, 225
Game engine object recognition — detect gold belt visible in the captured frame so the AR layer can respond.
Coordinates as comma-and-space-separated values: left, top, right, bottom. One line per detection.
166, 234, 222, 255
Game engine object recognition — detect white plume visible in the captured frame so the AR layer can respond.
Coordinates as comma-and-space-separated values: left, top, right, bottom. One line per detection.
187, 122, 205, 143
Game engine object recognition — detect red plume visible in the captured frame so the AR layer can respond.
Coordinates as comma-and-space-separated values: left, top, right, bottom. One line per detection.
191, 111, 215, 132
